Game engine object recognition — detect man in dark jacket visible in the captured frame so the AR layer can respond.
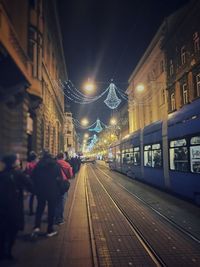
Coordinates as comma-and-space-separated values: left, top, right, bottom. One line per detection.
0, 154, 31, 260
31, 150, 61, 237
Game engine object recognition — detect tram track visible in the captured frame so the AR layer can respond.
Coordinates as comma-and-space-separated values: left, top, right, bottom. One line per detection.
86, 164, 200, 266
86, 165, 164, 266
96, 165, 200, 245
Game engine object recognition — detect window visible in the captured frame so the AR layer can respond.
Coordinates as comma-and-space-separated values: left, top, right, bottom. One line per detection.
181, 46, 186, 65
169, 60, 174, 76
144, 144, 162, 168
133, 147, 140, 166
116, 147, 121, 163
196, 74, 200, 97
170, 139, 189, 172
182, 83, 188, 104
171, 93, 176, 111
190, 136, 200, 173
152, 144, 162, 167
193, 32, 200, 53
160, 60, 164, 73
160, 88, 165, 105
122, 148, 133, 164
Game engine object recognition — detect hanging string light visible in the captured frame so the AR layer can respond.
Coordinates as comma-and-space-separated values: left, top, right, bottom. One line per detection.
53, 79, 128, 109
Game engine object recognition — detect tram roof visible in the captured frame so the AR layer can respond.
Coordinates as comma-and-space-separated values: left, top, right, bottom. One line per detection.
168, 98, 200, 126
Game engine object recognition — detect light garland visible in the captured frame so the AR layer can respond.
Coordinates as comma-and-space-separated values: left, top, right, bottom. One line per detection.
53, 79, 128, 110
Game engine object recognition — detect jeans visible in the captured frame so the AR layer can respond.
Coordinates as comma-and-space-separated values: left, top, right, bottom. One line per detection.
35, 196, 57, 232
54, 192, 68, 222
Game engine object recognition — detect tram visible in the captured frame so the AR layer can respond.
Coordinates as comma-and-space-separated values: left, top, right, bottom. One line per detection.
109, 98, 200, 204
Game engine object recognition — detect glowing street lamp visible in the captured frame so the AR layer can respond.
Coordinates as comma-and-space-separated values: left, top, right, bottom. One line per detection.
84, 79, 95, 92
110, 117, 117, 126
136, 83, 145, 93
81, 118, 89, 126
84, 133, 89, 138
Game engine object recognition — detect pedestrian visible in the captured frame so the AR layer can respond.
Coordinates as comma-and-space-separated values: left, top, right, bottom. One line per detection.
31, 150, 61, 237
0, 154, 32, 260
55, 152, 73, 225
25, 151, 38, 215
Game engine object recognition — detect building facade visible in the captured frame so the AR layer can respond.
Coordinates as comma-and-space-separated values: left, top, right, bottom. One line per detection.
127, 23, 167, 133
163, 0, 200, 112
0, 0, 67, 161
63, 112, 77, 156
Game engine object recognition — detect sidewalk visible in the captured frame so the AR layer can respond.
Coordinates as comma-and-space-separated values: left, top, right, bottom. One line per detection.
1, 168, 93, 267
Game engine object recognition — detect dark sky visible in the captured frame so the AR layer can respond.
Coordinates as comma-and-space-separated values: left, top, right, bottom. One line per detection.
57, 0, 188, 130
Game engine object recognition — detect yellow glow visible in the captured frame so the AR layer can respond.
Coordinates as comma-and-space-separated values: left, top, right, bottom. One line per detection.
136, 83, 145, 93
81, 118, 89, 126
84, 79, 95, 92
84, 133, 89, 138
110, 118, 117, 126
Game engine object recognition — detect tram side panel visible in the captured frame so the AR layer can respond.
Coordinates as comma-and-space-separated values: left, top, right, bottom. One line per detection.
168, 116, 200, 202
142, 122, 165, 188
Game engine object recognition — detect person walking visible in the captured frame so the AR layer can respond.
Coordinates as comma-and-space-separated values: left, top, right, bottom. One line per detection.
0, 154, 31, 260
25, 151, 38, 215
55, 152, 73, 225
31, 150, 61, 237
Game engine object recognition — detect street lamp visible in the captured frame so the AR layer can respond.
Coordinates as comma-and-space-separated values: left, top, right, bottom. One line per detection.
110, 117, 117, 126
81, 118, 89, 126
84, 133, 89, 138
84, 79, 95, 92
136, 83, 145, 93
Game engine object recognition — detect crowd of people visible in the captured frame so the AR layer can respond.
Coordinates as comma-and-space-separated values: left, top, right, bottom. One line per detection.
0, 150, 81, 261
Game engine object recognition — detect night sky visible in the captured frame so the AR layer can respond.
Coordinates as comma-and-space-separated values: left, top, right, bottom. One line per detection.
57, 0, 189, 130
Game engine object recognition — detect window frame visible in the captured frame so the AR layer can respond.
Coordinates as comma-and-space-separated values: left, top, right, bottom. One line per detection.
182, 83, 188, 104
168, 135, 200, 174
196, 73, 200, 97
143, 143, 162, 168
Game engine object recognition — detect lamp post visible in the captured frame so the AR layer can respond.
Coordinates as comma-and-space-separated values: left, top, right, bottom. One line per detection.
81, 118, 89, 127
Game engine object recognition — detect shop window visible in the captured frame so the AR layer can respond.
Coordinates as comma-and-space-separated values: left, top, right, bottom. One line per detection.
133, 147, 140, 166
190, 136, 200, 173
170, 139, 189, 172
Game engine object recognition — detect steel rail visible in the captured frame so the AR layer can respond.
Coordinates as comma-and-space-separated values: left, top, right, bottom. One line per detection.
89, 165, 165, 267
97, 166, 200, 245
84, 167, 99, 267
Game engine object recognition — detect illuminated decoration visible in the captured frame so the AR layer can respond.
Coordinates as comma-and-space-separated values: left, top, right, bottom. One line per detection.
87, 134, 98, 151
89, 118, 103, 133
53, 79, 128, 110
104, 83, 121, 109
73, 118, 107, 132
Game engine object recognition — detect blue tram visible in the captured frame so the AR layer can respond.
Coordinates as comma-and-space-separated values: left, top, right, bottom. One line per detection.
109, 98, 200, 204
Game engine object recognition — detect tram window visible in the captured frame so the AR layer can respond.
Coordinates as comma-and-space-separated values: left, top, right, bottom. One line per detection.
133, 147, 140, 165
190, 136, 200, 173
152, 144, 162, 168
144, 145, 152, 167
170, 138, 189, 172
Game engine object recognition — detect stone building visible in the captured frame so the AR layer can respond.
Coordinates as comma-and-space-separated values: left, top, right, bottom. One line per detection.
64, 111, 76, 157
127, 22, 167, 133
163, 0, 200, 112
0, 0, 67, 161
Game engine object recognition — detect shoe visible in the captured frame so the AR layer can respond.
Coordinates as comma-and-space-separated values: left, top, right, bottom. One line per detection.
46, 230, 58, 237
55, 219, 65, 225
33, 227, 40, 233
30, 227, 40, 238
